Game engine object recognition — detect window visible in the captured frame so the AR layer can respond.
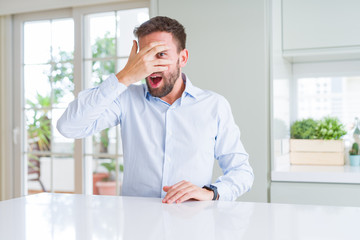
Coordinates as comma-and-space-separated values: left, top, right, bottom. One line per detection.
294, 62, 360, 130
23, 17, 75, 195
83, 8, 149, 196
14, 3, 149, 196
272, 60, 360, 183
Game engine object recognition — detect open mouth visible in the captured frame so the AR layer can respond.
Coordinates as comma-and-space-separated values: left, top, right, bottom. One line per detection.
147, 74, 163, 88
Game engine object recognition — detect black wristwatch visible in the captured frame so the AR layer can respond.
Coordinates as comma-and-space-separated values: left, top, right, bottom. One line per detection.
203, 185, 218, 200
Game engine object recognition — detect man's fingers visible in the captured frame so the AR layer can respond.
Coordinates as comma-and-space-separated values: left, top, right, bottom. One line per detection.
139, 41, 167, 56
128, 40, 138, 60
163, 181, 191, 203
162, 181, 187, 202
152, 59, 172, 66
164, 180, 187, 192
176, 191, 195, 204
162, 181, 215, 204
145, 45, 170, 59
167, 186, 195, 204
152, 66, 168, 73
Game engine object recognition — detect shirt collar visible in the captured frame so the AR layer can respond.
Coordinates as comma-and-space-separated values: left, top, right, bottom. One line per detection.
143, 73, 202, 100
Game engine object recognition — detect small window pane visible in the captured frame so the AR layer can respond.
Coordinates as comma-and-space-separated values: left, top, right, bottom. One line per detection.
85, 60, 115, 87
26, 153, 51, 195
24, 65, 51, 108
90, 156, 123, 196
86, 12, 116, 59
52, 62, 74, 108
26, 109, 52, 152
53, 156, 75, 193
90, 127, 118, 155
117, 8, 149, 56
297, 76, 360, 126
24, 21, 51, 64
52, 19, 74, 60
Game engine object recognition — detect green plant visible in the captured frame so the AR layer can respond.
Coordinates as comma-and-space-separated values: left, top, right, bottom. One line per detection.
92, 32, 115, 85
290, 118, 318, 139
314, 117, 347, 140
350, 142, 359, 155
27, 94, 52, 151
27, 50, 74, 150
100, 159, 124, 181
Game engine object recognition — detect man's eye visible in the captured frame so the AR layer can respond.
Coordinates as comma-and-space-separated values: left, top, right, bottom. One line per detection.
158, 52, 165, 57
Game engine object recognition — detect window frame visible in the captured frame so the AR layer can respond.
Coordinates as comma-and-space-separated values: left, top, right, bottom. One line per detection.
13, 1, 149, 197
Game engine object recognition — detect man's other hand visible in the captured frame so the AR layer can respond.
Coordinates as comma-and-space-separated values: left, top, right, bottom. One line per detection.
162, 180, 214, 204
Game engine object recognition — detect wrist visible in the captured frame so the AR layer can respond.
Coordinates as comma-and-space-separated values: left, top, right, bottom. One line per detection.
203, 188, 214, 200
116, 71, 132, 86
202, 185, 218, 201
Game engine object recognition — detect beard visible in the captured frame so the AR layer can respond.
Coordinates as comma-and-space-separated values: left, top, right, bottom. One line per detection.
146, 61, 180, 98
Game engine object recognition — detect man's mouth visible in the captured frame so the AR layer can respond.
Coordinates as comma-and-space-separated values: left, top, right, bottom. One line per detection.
147, 74, 163, 88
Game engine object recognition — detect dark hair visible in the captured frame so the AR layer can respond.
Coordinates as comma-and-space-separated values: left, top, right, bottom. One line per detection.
134, 16, 186, 52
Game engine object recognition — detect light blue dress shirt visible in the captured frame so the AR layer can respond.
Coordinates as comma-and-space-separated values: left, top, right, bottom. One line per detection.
57, 73, 254, 200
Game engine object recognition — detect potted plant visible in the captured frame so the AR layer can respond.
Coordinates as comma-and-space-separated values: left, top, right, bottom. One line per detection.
290, 117, 347, 165
92, 171, 109, 195
349, 143, 360, 166
290, 118, 317, 140
92, 127, 110, 195
95, 159, 124, 195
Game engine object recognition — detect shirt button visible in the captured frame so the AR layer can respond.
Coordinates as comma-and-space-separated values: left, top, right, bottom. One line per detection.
167, 157, 171, 162
168, 131, 172, 136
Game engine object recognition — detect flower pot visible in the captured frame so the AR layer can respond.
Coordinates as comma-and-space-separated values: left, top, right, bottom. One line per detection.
349, 155, 360, 166
290, 139, 344, 165
92, 173, 109, 195
96, 181, 117, 195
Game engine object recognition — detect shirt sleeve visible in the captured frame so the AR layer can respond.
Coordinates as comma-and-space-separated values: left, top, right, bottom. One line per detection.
212, 96, 254, 201
57, 74, 127, 139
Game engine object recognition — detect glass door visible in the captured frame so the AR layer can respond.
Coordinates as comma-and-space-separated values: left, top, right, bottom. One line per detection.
23, 18, 75, 195
83, 8, 149, 195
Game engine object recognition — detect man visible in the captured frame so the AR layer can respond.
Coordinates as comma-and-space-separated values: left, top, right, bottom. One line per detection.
57, 16, 254, 203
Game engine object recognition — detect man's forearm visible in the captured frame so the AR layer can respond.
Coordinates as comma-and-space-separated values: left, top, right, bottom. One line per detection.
57, 74, 126, 139
213, 153, 254, 201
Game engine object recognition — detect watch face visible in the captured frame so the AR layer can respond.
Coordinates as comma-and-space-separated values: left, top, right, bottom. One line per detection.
209, 185, 217, 190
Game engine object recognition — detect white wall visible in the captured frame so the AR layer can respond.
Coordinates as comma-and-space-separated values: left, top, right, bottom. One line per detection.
156, 0, 270, 202
282, 0, 360, 50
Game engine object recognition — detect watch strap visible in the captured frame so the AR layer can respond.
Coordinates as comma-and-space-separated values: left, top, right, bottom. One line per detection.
203, 185, 218, 200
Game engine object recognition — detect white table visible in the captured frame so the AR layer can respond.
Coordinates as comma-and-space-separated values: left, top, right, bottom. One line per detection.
0, 193, 359, 240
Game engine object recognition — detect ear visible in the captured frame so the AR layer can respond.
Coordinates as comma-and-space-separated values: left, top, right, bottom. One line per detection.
178, 49, 189, 68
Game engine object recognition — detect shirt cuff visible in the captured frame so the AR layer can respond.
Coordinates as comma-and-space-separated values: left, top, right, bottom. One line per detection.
98, 73, 128, 97
212, 182, 234, 201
